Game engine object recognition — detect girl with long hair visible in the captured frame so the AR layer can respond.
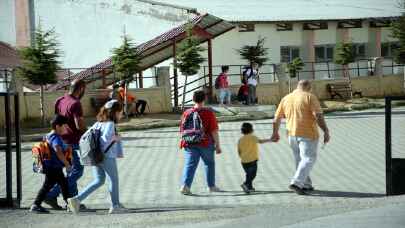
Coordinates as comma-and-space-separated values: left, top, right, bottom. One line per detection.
68, 100, 125, 214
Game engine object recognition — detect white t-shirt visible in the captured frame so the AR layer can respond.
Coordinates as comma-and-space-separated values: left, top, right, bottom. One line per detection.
245, 68, 259, 86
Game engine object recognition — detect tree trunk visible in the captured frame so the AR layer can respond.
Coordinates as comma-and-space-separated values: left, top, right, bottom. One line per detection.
181, 74, 188, 110
124, 82, 128, 119
40, 85, 45, 127
403, 66, 405, 93
343, 64, 350, 78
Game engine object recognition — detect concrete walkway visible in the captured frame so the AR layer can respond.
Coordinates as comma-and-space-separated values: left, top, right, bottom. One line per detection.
0, 107, 404, 227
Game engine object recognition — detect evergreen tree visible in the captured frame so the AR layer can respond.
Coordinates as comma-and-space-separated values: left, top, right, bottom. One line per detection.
237, 37, 269, 66
287, 57, 305, 92
176, 25, 205, 107
334, 42, 355, 78
391, 0, 405, 64
18, 25, 60, 126
111, 33, 141, 118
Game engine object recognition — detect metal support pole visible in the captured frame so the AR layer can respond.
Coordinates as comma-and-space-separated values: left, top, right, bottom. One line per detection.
5, 93, 12, 204
139, 71, 144, 88
14, 93, 21, 205
357, 61, 360, 77
327, 61, 331, 78
173, 39, 179, 108
208, 39, 213, 101
385, 97, 392, 196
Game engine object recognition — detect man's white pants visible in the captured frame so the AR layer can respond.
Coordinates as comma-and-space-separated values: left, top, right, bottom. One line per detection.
288, 136, 319, 188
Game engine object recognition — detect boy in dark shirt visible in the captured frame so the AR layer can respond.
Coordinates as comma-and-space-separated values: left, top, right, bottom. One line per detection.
30, 115, 72, 213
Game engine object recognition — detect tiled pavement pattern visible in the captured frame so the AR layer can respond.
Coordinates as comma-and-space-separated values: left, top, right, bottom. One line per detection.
1, 108, 404, 208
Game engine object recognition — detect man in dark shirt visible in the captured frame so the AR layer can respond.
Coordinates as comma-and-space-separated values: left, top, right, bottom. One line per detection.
45, 79, 87, 209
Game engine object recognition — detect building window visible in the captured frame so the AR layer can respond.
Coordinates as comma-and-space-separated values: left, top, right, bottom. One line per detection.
381, 42, 399, 57
303, 22, 328, 30
352, 43, 366, 58
238, 23, 255, 32
276, 23, 293, 31
315, 45, 334, 62
280, 46, 300, 62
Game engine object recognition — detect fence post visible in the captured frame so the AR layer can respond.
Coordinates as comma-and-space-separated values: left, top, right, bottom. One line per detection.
385, 97, 392, 196
312, 62, 315, 79
327, 61, 331, 78
357, 61, 360, 77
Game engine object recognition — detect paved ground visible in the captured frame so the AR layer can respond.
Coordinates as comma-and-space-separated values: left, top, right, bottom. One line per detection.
1, 107, 405, 227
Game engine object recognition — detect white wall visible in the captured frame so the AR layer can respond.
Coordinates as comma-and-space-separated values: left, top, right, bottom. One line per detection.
350, 21, 369, 43
381, 27, 396, 43
33, 0, 189, 68
0, 0, 16, 46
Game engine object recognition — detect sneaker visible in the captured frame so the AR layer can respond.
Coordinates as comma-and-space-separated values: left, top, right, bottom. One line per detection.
43, 197, 62, 210
108, 204, 127, 214
289, 184, 307, 195
180, 185, 192, 195
303, 186, 315, 191
208, 186, 222, 193
67, 197, 80, 214
29, 204, 50, 214
240, 184, 250, 194
249, 187, 256, 192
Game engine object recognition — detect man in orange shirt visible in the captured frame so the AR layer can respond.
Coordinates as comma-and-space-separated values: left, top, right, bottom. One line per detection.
271, 80, 330, 195
118, 82, 147, 116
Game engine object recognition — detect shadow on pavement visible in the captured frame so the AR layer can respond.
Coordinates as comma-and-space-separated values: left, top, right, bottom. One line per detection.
307, 190, 385, 198
189, 190, 292, 197
78, 206, 229, 214
122, 136, 177, 141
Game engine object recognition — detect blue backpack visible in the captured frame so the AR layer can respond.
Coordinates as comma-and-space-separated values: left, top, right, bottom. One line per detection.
181, 108, 205, 145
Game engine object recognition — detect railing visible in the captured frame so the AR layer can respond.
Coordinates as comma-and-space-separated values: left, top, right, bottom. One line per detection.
296, 58, 405, 80
31, 67, 159, 91
202, 64, 278, 84
0, 68, 15, 93
170, 74, 208, 106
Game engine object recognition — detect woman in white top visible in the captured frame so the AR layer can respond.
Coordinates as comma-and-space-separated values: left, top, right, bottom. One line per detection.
244, 62, 259, 105
68, 100, 125, 214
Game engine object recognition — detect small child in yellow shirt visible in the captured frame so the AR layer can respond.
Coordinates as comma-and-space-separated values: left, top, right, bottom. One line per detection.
238, 122, 271, 193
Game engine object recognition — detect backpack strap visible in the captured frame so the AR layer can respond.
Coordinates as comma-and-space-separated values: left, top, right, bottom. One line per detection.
103, 126, 118, 154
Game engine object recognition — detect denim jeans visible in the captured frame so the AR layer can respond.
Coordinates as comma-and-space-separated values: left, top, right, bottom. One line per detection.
247, 85, 256, 105
218, 88, 231, 105
75, 157, 120, 207
288, 136, 318, 188
47, 145, 84, 198
182, 144, 216, 188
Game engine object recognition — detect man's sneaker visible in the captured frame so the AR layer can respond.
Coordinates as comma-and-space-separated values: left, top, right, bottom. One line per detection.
208, 186, 222, 193
108, 204, 127, 214
67, 197, 80, 214
249, 187, 256, 192
180, 185, 192, 195
289, 184, 307, 195
29, 204, 50, 214
240, 184, 250, 194
303, 186, 315, 191
43, 197, 62, 210
65, 203, 87, 212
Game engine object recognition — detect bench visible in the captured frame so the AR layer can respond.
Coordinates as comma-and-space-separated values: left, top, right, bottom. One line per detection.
326, 81, 362, 99
90, 96, 110, 112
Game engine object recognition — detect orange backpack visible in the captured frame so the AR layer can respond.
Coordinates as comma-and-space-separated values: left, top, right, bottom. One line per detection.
32, 140, 52, 173
32, 137, 73, 173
